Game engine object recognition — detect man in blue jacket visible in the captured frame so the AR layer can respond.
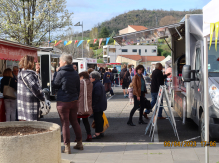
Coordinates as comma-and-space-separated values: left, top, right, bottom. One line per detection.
90, 71, 107, 139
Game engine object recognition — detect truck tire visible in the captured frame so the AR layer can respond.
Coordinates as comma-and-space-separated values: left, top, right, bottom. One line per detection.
199, 112, 213, 142
199, 112, 205, 142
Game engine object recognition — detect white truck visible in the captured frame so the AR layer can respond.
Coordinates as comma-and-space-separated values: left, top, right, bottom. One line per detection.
73, 58, 97, 73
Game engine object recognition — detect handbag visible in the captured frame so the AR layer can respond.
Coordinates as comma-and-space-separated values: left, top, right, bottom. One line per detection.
3, 78, 16, 99
120, 71, 127, 84
144, 98, 152, 110
91, 112, 109, 133
21, 72, 51, 116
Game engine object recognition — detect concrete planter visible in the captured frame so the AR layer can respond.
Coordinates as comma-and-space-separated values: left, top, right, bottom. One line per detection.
0, 121, 61, 163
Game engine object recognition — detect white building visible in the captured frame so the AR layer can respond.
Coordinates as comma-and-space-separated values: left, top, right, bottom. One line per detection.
103, 45, 158, 63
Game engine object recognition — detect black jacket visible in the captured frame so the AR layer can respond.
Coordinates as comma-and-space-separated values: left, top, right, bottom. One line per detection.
103, 72, 112, 84
92, 80, 107, 112
120, 68, 130, 83
1, 77, 17, 99
53, 65, 80, 102
151, 69, 167, 93
112, 68, 118, 77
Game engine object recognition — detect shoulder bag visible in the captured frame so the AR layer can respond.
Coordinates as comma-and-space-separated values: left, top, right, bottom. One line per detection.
3, 78, 16, 99
21, 72, 51, 116
120, 71, 127, 84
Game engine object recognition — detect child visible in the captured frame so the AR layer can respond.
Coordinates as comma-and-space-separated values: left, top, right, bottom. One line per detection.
128, 83, 134, 105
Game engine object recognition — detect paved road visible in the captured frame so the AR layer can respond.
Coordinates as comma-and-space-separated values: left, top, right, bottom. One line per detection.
42, 91, 218, 143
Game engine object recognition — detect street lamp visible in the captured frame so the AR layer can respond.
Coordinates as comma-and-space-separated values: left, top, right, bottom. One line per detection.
74, 22, 83, 58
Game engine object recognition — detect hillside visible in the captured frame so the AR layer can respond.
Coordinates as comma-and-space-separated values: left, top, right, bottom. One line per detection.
81, 9, 202, 37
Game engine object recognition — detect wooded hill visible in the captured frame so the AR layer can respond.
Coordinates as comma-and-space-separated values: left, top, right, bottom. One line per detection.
83, 9, 202, 37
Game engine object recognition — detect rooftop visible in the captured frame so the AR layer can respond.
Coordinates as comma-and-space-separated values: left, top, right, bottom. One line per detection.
129, 25, 148, 31
141, 56, 165, 62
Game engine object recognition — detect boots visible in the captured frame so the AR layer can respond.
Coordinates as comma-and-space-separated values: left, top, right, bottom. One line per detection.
62, 143, 71, 154
74, 140, 84, 150
86, 134, 92, 142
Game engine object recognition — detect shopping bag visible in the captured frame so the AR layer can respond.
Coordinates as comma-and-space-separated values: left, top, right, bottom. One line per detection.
102, 112, 109, 133
91, 112, 109, 133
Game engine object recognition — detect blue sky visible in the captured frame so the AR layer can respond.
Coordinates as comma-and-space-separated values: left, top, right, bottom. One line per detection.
66, 0, 211, 32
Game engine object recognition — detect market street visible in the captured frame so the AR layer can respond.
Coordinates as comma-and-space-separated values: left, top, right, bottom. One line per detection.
41, 87, 214, 143
41, 87, 219, 163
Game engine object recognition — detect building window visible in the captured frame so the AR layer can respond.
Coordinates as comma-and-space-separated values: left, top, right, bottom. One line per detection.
132, 49, 137, 52
145, 49, 147, 53
122, 49, 128, 52
152, 49, 157, 53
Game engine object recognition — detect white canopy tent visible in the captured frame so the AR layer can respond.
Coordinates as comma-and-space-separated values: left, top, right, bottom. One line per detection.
203, 1, 219, 163
159, 55, 172, 66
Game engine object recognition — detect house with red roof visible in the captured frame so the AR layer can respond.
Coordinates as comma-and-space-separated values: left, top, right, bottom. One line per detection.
119, 25, 148, 35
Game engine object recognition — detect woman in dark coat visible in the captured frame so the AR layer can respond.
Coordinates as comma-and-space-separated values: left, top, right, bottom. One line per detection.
89, 71, 107, 139
53, 53, 82, 154
120, 64, 130, 98
1, 68, 17, 121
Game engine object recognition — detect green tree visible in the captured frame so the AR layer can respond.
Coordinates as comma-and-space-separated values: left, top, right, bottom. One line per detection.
0, 0, 73, 45
99, 27, 109, 38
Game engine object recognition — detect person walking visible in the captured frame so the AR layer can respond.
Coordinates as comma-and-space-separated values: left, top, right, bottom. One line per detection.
78, 71, 93, 142
17, 55, 45, 121
89, 71, 107, 139
128, 67, 133, 82
1, 68, 17, 121
108, 69, 114, 86
103, 67, 114, 96
120, 64, 130, 98
112, 67, 118, 85
53, 53, 83, 154
127, 65, 147, 126
143, 63, 171, 119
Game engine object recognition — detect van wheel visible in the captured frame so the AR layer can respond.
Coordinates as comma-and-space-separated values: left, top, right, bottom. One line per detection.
182, 97, 187, 124
199, 112, 213, 141
199, 112, 205, 142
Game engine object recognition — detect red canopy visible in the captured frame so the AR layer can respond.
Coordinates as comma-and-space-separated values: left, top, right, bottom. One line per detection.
0, 39, 39, 62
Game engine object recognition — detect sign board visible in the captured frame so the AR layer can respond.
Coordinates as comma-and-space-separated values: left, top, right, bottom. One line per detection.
145, 85, 179, 142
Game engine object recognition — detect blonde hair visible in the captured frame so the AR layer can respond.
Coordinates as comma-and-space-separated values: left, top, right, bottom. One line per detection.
129, 82, 133, 88
19, 55, 35, 70
123, 64, 127, 69
3, 68, 13, 78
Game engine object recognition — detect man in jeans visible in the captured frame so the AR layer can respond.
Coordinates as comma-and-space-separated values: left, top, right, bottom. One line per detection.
143, 63, 171, 119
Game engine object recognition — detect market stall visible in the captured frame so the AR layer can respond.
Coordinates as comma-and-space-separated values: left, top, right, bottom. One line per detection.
0, 39, 39, 122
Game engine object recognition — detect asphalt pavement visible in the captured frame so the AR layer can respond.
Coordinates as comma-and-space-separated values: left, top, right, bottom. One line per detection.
41, 89, 214, 143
